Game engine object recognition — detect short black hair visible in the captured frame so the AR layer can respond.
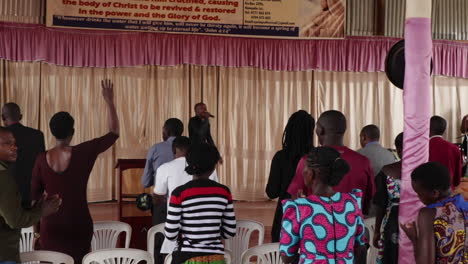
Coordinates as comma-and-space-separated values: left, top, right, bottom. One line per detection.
164, 118, 184, 137
430, 116, 447, 135
395, 132, 403, 149
307, 147, 350, 186
282, 110, 315, 159
361, 125, 380, 141
194, 102, 205, 111
411, 162, 451, 191
172, 136, 191, 153
49, 112, 74, 140
2, 102, 21, 121
318, 110, 347, 134
185, 143, 220, 175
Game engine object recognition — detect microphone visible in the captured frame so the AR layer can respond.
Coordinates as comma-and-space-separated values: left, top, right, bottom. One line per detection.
209, 114, 215, 118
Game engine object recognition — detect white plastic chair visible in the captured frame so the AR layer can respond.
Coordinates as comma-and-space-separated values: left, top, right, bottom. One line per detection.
225, 249, 233, 264
147, 223, 165, 256
83, 249, 153, 264
224, 220, 264, 264
364, 217, 378, 264
20, 226, 34, 253
91, 221, 132, 251
20, 250, 74, 264
164, 253, 172, 264
165, 249, 232, 264
240, 243, 281, 264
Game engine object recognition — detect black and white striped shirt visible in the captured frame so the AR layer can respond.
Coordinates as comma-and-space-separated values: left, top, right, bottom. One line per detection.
164, 179, 236, 254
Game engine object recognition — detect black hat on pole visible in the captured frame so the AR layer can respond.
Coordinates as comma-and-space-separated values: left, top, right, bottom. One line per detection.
385, 40, 433, 89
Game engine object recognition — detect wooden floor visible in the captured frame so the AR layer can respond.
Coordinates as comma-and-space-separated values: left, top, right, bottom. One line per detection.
89, 200, 277, 244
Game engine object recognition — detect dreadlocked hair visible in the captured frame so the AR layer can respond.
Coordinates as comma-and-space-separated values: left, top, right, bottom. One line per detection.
282, 110, 315, 160
307, 147, 350, 187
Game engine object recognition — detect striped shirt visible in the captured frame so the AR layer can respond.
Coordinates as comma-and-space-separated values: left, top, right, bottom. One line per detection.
165, 179, 236, 255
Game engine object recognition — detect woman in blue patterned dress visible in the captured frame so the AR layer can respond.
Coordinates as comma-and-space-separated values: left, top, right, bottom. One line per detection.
280, 147, 367, 264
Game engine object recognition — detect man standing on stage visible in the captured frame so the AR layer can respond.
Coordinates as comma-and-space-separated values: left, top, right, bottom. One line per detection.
189, 103, 215, 146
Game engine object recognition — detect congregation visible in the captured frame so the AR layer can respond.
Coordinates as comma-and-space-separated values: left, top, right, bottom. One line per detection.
0, 79, 467, 264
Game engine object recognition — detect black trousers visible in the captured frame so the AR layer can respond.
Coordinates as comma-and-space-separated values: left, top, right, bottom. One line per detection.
152, 203, 168, 264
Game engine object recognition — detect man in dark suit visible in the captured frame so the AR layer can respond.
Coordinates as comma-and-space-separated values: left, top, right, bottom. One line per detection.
2, 103, 45, 208
429, 116, 463, 189
189, 103, 215, 146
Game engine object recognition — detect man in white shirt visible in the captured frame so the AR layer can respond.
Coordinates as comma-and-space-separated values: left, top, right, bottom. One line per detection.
153, 136, 218, 255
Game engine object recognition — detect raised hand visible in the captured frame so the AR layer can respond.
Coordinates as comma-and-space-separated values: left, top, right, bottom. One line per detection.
101, 79, 120, 135
101, 79, 114, 103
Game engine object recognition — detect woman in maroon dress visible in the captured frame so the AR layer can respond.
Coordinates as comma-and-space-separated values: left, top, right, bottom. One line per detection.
32, 80, 119, 263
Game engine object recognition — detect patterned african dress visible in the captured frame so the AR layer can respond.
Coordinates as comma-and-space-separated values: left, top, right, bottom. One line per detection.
373, 172, 400, 264
427, 194, 468, 264
280, 189, 367, 264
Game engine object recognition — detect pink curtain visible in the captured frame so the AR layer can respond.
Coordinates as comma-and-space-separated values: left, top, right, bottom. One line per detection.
0, 22, 395, 71
2, 22, 468, 77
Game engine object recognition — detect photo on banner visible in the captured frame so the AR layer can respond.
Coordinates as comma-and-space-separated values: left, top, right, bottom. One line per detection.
46, 0, 344, 38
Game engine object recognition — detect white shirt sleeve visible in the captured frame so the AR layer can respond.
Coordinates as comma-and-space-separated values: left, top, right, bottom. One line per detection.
154, 164, 168, 195
209, 169, 219, 182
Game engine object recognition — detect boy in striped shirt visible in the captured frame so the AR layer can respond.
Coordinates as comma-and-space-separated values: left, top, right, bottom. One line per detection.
165, 143, 236, 264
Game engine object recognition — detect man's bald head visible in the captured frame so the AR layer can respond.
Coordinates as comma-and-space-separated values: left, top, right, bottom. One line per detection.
316, 110, 347, 146
317, 110, 347, 134
1, 103, 22, 125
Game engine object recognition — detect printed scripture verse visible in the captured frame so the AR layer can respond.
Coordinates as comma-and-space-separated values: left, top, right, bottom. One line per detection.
47, 0, 344, 38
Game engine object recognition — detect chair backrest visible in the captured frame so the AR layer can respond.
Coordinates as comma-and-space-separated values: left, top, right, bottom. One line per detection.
20, 226, 34, 253
147, 223, 165, 256
364, 217, 378, 264
91, 221, 132, 251
225, 249, 233, 264
240, 243, 281, 264
164, 253, 172, 264
165, 250, 232, 264
20, 250, 74, 264
83, 249, 153, 264
224, 220, 264, 264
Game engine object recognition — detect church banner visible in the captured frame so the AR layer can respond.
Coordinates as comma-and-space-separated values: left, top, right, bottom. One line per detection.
46, 0, 345, 38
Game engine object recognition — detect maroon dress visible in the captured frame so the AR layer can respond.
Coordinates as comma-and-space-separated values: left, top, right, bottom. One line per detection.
32, 132, 118, 263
